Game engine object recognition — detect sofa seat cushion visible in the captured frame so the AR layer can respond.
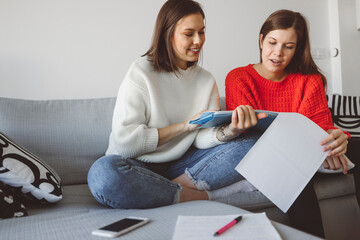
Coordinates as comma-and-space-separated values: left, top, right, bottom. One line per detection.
26, 184, 103, 216
26, 184, 274, 215
36, 174, 354, 219
314, 173, 356, 200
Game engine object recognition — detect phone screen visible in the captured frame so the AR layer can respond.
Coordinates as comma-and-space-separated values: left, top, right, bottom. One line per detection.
100, 218, 144, 232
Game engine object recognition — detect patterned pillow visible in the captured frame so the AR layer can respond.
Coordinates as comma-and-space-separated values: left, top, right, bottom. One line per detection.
0, 182, 28, 219
0, 131, 63, 203
327, 95, 360, 138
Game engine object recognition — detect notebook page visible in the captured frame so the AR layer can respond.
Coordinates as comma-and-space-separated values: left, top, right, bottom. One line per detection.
172, 213, 281, 240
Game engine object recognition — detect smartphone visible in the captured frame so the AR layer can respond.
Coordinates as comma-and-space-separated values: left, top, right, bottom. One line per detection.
91, 216, 150, 238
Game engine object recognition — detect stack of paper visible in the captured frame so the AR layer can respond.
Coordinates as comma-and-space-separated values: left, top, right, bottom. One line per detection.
172, 213, 282, 240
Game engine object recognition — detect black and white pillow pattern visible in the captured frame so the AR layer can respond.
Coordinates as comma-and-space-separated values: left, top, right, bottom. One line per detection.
0, 182, 28, 219
0, 131, 63, 203
327, 95, 360, 138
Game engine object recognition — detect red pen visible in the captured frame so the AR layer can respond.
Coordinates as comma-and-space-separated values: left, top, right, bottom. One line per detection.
213, 216, 243, 236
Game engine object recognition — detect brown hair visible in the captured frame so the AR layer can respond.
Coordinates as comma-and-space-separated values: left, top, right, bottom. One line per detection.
142, 0, 205, 72
259, 9, 327, 88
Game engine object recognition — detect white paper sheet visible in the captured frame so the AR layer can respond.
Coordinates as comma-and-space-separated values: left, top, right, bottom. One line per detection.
172, 213, 282, 240
235, 113, 329, 213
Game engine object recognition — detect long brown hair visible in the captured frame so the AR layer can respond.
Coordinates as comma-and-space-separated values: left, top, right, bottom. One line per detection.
142, 0, 205, 72
259, 9, 327, 88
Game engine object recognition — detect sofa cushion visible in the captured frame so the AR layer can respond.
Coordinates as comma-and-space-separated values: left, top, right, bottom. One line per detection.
26, 184, 103, 216
0, 131, 62, 203
0, 97, 116, 185
327, 95, 360, 138
314, 173, 356, 200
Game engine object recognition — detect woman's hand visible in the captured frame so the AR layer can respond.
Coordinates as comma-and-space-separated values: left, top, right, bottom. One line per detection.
184, 109, 211, 132
229, 105, 267, 136
322, 155, 348, 174
321, 129, 348, 157
320, 129, 349, 174
216, 105, 267, 142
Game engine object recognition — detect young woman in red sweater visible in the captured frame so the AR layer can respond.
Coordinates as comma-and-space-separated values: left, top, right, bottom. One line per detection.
225, 10, 350, 237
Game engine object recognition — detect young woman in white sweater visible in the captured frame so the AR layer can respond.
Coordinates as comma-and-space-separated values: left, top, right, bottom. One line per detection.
87, 0, 266, 209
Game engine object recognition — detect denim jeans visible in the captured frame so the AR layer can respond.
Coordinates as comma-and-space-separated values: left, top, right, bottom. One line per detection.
87, 131, 262, 209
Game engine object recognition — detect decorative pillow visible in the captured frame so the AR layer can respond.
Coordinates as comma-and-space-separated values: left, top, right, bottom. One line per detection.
0, 182, 28, 219
0, 131, 63, 203
327, 94, 360, 138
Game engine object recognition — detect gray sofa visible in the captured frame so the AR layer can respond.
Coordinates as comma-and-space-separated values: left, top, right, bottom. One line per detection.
0, 96, 359, 240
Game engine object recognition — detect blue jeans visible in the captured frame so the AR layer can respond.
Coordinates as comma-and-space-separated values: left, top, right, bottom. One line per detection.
87, 131, 262, 209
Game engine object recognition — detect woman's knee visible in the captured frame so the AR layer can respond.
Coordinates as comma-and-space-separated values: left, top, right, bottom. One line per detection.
87, 155, 132, 207
88, 155, 128, 186
87, 155, 179, 209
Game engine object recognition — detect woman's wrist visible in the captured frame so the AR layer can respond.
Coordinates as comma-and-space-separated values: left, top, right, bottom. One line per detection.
183, 121, 193, 133
158, 121, 194, 147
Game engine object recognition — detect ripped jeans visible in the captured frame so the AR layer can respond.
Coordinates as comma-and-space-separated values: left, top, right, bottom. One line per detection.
87, 131, 262, 209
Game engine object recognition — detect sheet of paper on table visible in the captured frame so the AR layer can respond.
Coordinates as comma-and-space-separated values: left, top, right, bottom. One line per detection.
235, 112, 329, 212
172, 213, 282, 240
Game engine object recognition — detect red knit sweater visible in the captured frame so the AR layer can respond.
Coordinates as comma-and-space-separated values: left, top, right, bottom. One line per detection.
225, 64, 350, 138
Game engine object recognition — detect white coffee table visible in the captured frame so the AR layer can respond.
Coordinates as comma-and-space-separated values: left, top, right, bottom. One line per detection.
98, 200, 323, 240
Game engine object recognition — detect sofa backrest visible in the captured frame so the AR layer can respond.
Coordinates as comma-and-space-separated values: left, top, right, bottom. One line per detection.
1, 95, 357, 186
0, 97, 116, 186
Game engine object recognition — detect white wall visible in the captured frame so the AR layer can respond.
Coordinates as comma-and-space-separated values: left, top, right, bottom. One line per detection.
201, 0, 331, 95
338, 0, 360, 95
0, 0, 350, 100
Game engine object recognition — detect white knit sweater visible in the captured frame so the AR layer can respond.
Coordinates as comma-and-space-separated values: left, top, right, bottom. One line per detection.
106, 57, 224, 163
